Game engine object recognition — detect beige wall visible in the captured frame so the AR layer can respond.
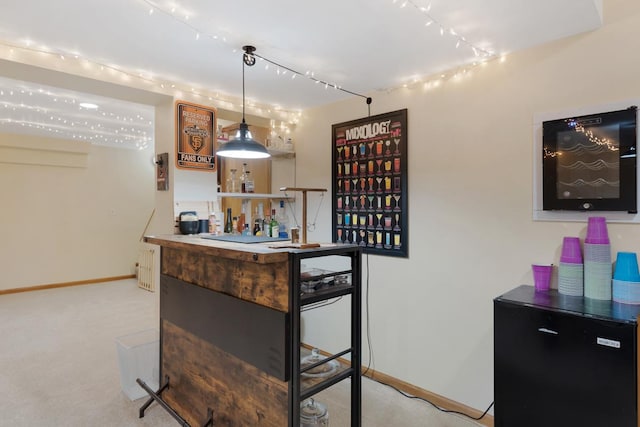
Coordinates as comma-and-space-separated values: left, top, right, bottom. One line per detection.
298, 0, 640, 412
0, 134, 155, 289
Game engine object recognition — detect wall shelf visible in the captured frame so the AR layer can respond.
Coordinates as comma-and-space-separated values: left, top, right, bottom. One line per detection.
268, 148, 296, 158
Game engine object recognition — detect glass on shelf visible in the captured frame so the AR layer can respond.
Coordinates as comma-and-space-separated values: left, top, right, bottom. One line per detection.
301, 348, 339, 378
226, 168, 240, 193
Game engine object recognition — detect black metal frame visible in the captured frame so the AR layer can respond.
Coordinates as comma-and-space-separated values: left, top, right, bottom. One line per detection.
139, 244, 361, 426
542, 106, 637, 212
288, 244, 362, 426
137, 375, 215, 426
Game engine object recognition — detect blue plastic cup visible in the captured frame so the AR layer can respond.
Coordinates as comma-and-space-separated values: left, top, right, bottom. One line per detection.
614, 252, 640, 282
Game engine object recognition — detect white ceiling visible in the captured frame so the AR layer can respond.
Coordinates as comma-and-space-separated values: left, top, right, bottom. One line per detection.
0, 0, 603, 149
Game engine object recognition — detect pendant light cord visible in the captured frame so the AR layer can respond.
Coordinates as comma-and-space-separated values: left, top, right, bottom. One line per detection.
243, 46, 373, 111
242, 55, 245, 121
242, 46, 257, 122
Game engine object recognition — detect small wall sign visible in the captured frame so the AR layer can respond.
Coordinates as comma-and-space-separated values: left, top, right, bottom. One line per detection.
175, 101, 217, 171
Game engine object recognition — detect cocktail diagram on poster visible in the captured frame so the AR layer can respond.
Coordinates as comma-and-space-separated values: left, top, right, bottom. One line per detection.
332, 109, 408, 258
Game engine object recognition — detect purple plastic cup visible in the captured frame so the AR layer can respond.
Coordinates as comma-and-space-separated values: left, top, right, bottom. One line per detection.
532, 264, 553, 292
585, 216, 610, 244
560, 236, 582, 264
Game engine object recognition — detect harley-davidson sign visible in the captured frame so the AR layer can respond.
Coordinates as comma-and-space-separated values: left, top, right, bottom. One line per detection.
176, 101, 217, 171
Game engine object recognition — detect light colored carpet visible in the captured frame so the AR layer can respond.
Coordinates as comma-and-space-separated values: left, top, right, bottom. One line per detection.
0, 279, 482, 426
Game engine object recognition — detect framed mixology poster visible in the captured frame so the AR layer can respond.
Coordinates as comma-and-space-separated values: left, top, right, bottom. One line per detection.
332, 109, 408, 257
175, 100, 217, 171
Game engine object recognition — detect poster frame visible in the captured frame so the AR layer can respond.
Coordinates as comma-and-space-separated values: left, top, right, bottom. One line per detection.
331, 108, 408, 257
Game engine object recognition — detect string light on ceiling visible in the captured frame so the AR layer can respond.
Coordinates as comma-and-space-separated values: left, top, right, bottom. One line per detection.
139, 0, 502, 97
392, 0, 494, 59
384, 0, 507, 92
138, 0, 369, 109
0, 39, 300, 125
0, 78, 153, 150
0, 0, 508, 131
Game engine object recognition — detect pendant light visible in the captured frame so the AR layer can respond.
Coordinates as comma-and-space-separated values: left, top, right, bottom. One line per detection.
216, 45, 270, 159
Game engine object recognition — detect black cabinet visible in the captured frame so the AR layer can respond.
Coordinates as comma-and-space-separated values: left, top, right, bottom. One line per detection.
494, 285, 639, 427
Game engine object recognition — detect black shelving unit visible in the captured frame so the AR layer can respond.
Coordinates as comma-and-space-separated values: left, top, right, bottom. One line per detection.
288, 244, 362, 427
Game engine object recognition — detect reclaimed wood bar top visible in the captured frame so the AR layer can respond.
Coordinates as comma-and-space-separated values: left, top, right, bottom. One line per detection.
144, 234, 354, 264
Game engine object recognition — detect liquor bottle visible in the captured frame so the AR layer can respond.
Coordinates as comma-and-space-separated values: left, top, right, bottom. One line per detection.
224, 208, 233, 233
238, 213, 246, 234
270, 209, 279, 239
263, 214, 271, 237
253, 219, 262, 236
208, 211, 216, 234
207, 201, 216, 234
240, 163, 247, 193
245, 170, 254, 193
277, 200, 288, 238
232, 217, 239, 234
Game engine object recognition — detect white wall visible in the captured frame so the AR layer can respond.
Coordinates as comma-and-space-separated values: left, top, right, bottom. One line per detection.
0, 133, 155, 290
298, 0, 640, 412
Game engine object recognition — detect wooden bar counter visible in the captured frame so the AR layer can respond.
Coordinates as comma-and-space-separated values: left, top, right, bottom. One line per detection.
144, 234, 362, 427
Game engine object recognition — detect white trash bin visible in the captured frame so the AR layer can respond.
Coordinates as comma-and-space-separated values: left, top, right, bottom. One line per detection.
115, 329, 159, 400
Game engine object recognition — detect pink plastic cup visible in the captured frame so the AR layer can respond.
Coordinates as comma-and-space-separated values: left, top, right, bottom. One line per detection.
560, 237, 582, 264
585, 216, 610, 245
532, 264, 553, 292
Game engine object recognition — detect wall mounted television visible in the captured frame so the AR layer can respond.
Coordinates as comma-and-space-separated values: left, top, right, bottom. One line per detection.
542, 106, 637, 212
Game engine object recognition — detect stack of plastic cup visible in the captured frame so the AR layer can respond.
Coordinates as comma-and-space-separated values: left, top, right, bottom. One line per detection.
583, 216, 612, 300
558, 236, 584, 296
612, 252, 640, 304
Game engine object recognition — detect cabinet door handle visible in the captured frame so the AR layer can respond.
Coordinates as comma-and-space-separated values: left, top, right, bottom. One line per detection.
538, 327, 558, 335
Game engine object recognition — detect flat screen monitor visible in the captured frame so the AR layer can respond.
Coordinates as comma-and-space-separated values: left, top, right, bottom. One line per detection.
542, 107, 637, 212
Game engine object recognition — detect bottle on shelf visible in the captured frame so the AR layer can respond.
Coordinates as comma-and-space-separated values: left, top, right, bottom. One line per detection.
263, 213, 272, 237
224, 208, 233, 234
240, 163, 247, 193
245, 170, 254, 193
270, 209, 279, 239
226, 168, 239, 193
207, 201, 217, 234
208, 211, 216, 234
253, 206, 262, 236
277, 200, 289, 238
238, 212, 246, 234
232, 216, 239, 234
257, 203, 265, 233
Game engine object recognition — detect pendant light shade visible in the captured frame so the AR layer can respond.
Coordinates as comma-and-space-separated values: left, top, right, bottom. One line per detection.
216, 46, 271, 160
216, 120, 270, 159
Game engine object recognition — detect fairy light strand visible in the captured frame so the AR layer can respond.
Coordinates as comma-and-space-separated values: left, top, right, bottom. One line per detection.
250, 52, 371, 102
139, 0, 495, 97
392, 0, 493, 58
0, 0, 505, 123
139, 0, 371, 104
0, 39, 301, 123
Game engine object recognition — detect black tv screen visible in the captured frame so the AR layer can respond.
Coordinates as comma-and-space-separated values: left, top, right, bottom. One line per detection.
542, 107, 637, 212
